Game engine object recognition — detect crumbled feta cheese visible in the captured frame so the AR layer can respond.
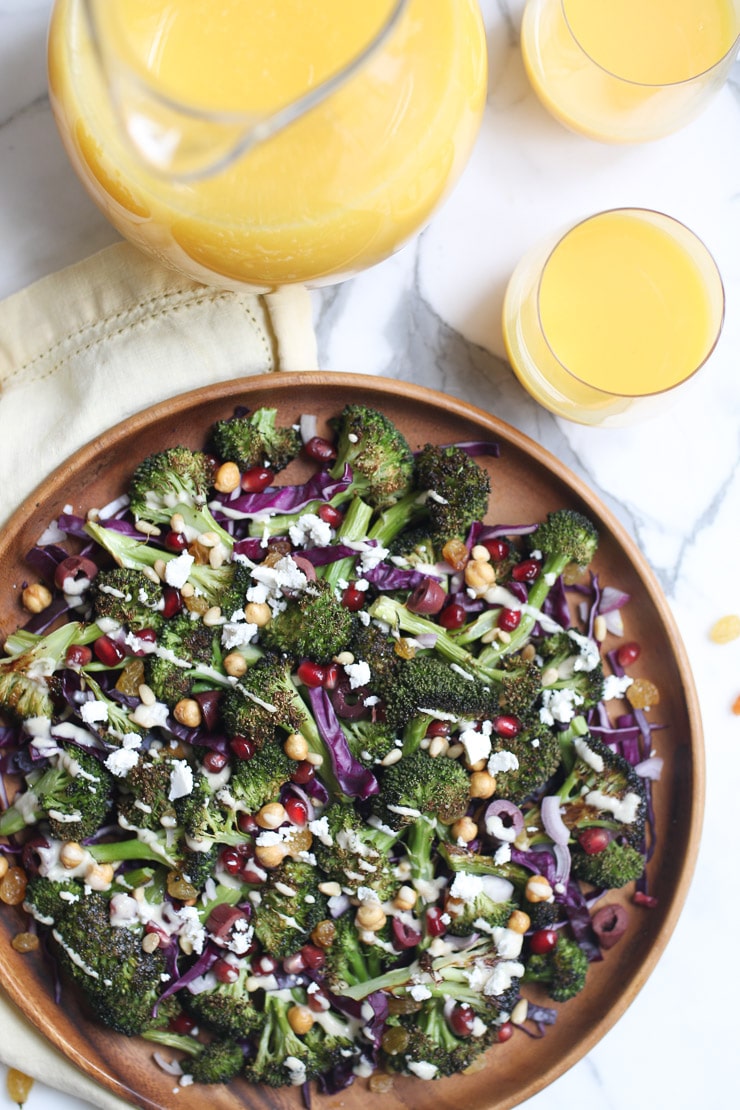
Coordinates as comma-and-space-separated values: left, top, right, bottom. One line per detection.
538, 686, 584, 726
164, 551, 195, 589
567, 630, 601, 673
460, 725, 493, 766
105, 748, 140, 777
288, 512, 334, 548
487, 749, 519, 775
220, 620, 258, 650
603, 673, 635, 700
344, 660, 371, 690
308, 816, 334, 846
79, 699, 109, 725
408, 984, 432, 1001
449, 872, 484, 900
168, 760, 194, 801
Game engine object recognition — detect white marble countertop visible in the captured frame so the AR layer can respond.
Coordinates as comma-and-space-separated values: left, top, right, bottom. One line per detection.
0, 2, 738, 1109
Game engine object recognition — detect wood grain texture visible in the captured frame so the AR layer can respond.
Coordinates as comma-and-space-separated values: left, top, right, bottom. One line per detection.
0, 373, 704, 1110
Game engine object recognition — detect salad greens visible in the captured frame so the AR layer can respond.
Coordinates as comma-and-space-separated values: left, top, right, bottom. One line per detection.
0, 403, 662, 1094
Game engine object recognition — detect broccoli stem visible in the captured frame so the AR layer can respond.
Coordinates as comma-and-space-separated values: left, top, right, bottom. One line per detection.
319, 497, 374, 590
367, 491, 425, 548
90, 836, 179, 868
475, 551, 573, 666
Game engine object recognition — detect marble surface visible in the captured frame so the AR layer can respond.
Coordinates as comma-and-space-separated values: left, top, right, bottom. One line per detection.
0, 1, 738, 1108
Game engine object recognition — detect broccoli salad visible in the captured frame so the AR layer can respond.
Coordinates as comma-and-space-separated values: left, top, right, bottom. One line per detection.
0, 403, 663, 1094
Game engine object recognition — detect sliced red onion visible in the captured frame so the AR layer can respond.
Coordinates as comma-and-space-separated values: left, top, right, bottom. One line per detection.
413, 633, 438, 649
153, 1052, 184, 1076
484, 799, 524, 842
407, 577, 447, 615
598, 586, 631, 613
634, 756, 663, 781
541, 795, 570, 846
553, 842, 572, 887
292, 554, 317, 581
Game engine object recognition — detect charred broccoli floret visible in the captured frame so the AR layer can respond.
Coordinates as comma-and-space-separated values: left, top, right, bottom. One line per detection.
143, 1030, 247, 1085
0, 744, 114, 840
128, 446, 215, 522
490, 718, 562, 805
443, 872, 517, 937
251, 859, 328, 957
144, 612, 219, 708
382, 653, 499, 731
328, 404, 415, 510
115, 752, 180, 831
211, 407, 301, 473
383, 996, 491, 1078
229, 741, 293, 814
260, 578, 355, 663
523, 934, 589, 1002
323, 911, 399, 991
537, 630, 606, 709
342, 718, 398, 768
219, 653, 307, 748
89, 567, 165, 631
0, 621, 94, 722
554, 728, 647, 849
185, 961, 263, 1040
311, 801, 401, 900
570, 840, 646, 888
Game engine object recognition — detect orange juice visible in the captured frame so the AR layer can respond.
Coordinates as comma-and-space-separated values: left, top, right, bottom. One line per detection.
522, 0, 740, 142
47, 0, 487, 289
502, 210, 724, 426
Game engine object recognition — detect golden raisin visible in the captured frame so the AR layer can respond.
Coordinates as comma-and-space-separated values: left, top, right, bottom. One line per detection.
394, 637, 416, 660
381, 1025, 410, 1055
6, 1067, 34, 1107
626, 678, 661, 710
310, 920, 336, 949
441, 538, 469, 571
166, 870, 198, 902
709, 614, 740, 644
115, 658, 145, 696
11, 932, 39, 954
732, 694, 740, 716
368, 1073, 395, 1093
283, 827, 313, 857
0, 867, 27, 906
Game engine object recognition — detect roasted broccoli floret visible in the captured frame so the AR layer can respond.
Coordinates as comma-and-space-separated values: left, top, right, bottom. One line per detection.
143, 1029, 247, 1085
490, 717, 562, 805
89, 567, 165, 631
342, 718, 398, 768
144, 612, 219, 708
241, 990, 321, 1087
229, 741, 294, 814
250, 859, 328, 957
381, 653, 499, 731
0, 621, 94, 721
328, 404, 415, 510
554, 728, 647, 848
219, 653, 307, 748
260, 578, 355, 664
383, 996, 491, 1079
175, 771, 244, 851
537, 630, 605, 709
24, 879, 178, 1035
185, 961, 263, 1040
211, 407, 301, 473
0, 744, 114, 840
322, 911, 398, 991
443, 872, 517, 937
523, 934, 589, 1002
570, 839, 646, 888
115, 751, 180, 831
128, 446, 213, 520
311, 802, 401, 900
347, 620, 401, 694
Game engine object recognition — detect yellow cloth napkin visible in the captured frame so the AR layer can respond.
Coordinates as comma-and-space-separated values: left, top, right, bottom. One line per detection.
0, 242, 319, 1108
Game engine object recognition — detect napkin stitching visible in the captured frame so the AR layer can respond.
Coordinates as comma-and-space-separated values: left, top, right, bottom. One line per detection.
3, 288, 272, 387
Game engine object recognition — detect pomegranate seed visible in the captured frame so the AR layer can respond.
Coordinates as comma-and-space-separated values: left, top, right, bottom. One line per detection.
529, 929, 558, 955
438, 602, 466, 630
318, 504, 343, 527
240, 863, 266, 886
616, 641, 641, 668
230, 736, 256, 760
282, 952, 307, 974
169, 1012, 197, 1035
65, 644, 92, 668
304, 436, 336, 463
164, 530, 187, 553
296, 660, 327, 687
307, 986, 331, 1012
342, 585, 365, 611
213, 958, 240, 984
291, 760, 315, 785
425, 907, 447, 937
300, 944, 326, 970
93, 635, 125, 666
284, 795, 309, 826
237, 812, 259, 834
162, 586, 183, 618
493, 715, 521, 738
485, 539, 510, 562
220, 848, 242, 875
448, 1004, 475, 1038
241, 466, 274, 493
498, 608, 521, 632
512, 558, 541, 582
496, 1022, 514, 1043
632, 890, 658, 909
425, 719, 451, 738
252, 955, 278, 975
578, 827, 611, 855
202, 749, 228, 773
322, 663, 339, 689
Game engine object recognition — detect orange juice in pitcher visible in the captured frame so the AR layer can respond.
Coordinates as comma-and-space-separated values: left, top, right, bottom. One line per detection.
47, 0, 487, 289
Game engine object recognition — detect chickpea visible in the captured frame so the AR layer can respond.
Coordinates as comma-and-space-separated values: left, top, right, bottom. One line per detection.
287, 1004, 314, 1035
355, 903, 387, 932
256, 802, 287, 830
393, 886, 417, 912
464, 558, 496, 594
525, 874, 554, 904
451, 815, 479, 843
469, 770, 497, 799
284, 732, 309, 761
59, 841, 86, 870
507, 909, 532, 934
213, 461, 241, 494
254, 842, 287, 869
22, 583, 52, 614
223, 651, 248, 678
173, 698, 202, 728
244, 601, 272, 627
84, 862, 115, 891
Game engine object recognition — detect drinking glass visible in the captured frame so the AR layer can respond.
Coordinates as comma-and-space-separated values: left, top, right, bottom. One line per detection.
521, 0, 740, 142
502, 209, 725, 426
47, 0, 487, 290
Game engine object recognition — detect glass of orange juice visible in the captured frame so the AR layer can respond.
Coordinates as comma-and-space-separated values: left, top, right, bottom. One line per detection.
502, 209, 725, 426
47, 0, 487, 291
521, 0, 740, 142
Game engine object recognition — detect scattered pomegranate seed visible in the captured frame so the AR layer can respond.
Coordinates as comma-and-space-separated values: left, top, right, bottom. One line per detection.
169, 1012, 197, 1035
484, 539, 509, 562
438, 602, 466, 630
241, 466, 274, 493
448, 1004, 475, 1038
284, 795, 309, 826
239, 861, 266, 885
93, 634, 125, 666
237, 812, 259, 835
496, 1022, 514, 1043
318, 503, 343, 527
162, 586, 183, 619
282, 951, 307, 974
425, 719, 451, 738
616, 641, 641, 667
296, 660, 327, 687
342, 585, 366, 611
304, 436, 336, 463
164, 530, 188, 553
529, 929, 558, 955
493, 715, 521, 738
497, 608, 521, 632
252, 955, 278, 975
291, 760, 315, 785
213, 958, 240, 984
230, 736, 256, 761
425, 907, 447, 937
220, 848, 242, 875
578, 827, 611, 855
511, 558, 541, 583
202, 750, 228, 774
632, 890, 658, 909
300, 944, 326, 970
307, 985, 331, 1012
65, 644, 92, 668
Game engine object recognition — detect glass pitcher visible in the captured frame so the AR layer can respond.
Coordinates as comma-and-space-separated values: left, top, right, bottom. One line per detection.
47, 0, 487, 291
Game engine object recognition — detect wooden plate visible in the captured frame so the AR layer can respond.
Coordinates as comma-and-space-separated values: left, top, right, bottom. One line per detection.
0, 373, 703, 1110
